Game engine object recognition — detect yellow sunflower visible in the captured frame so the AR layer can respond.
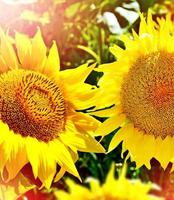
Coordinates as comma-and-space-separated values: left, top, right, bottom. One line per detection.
55, 164, 162, 200
95, 13, 174, 170
0, 28, 105, 188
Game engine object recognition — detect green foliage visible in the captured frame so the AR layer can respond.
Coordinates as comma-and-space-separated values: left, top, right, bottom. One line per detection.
42, 0, 142, 68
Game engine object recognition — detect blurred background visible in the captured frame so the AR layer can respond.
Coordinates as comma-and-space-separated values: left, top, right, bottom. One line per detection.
1, 0, 174, 199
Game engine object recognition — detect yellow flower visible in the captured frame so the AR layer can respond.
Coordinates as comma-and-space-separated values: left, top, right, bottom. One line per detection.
0, 29, 105, 188
0, 173, 34, 200
55, 164, 162, 200
95, 13, 174, 170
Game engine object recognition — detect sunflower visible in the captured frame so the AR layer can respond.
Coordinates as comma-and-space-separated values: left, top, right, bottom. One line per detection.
55, 164, 161, 200
0, 28, 105, 188
95, 13, 174, 170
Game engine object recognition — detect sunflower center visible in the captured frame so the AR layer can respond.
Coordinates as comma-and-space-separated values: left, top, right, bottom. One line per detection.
121, 51, 174, 139
0, 69, 66, 142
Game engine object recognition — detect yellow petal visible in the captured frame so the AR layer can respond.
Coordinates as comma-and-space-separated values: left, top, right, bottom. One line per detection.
0, 131, 21, 177
0, 144, 9, 175
42, 41, 60, 78
154, 136, 172, 169
110, 45, 124, 59
95, 114, 126, 136
131, 133, 155, 169
72, 112, 100, 133
30, 29, 47, 70
60, 63, 95, 84
0, 55, 9, 73
60, 132, 105, 153
38, 144, 56, 189
54, 167, 66, 182
15, 32, 31, 69
90, 105, 121, 118
125, 129, 147, 168
50, 139, 80, 179
108, 124, 131, 153
0, 28, 18, 69
6, 138, 27, 181
106, 163, 116, 184
89, 179, 100, 192
0, 122, 12, 144
25, 137, 40, 179
67, 84, 98, 110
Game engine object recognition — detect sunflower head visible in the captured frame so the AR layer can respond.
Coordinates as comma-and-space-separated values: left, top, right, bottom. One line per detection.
55, 164, 162, 200
0, 28, 105, 188
0, 69, 66, 142
96, 13, 174, 170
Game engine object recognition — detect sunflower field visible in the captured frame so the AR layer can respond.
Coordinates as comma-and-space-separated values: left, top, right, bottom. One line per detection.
1, 0, 174, 199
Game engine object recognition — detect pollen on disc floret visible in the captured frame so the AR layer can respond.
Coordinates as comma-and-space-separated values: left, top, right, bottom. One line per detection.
0, 69, 66, 142
121, 51, 174, 139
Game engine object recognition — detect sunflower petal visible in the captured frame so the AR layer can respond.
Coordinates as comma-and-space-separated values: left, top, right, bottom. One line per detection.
25, 137, 40, 179
72, 112, 100, 133
54, 167, 66, 182
60, 63, 95, 84
60, 132, 105, 153
50, 139, 80, 179
0, 28, 18, 69
108, 124, 130, 153
30, 29, 47, 70
38, 143, 56, 189
95, 114, 126, 136
0, 55, 9, 73
90, 105, 121, 118
6, 136, 27, 181
15, 32, 31, 69
42, 41, 60, 78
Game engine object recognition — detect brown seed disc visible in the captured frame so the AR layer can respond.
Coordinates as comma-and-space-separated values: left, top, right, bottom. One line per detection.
121, 51, 174, 139
0, 69, 66, 142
